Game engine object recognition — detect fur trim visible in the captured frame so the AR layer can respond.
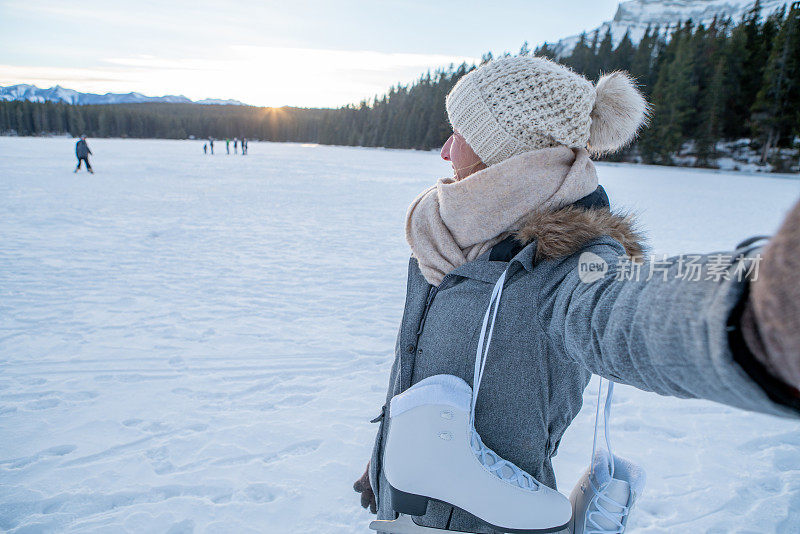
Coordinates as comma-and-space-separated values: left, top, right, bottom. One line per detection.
515, 206, 646, 263
588, 72, 651, 155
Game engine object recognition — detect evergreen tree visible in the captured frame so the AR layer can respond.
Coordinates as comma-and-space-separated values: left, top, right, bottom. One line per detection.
640, 22, 698, 163
534, 42, 557, 60
723, 0, 772, 137
630, 26, 654, 89
596, 27, 615, 75
693, 18, 729, 164
695, 56, 728, 165
565, 33, 592, 74
587, 30, 600, 77
613, 30, 635, 71
752, 3, 800, 161
741, 0, 769, 107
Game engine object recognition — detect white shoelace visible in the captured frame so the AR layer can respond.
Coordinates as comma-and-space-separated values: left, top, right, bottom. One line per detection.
586, 379, 629, 534
470, 270, 540, 491
473, 268, 631, 529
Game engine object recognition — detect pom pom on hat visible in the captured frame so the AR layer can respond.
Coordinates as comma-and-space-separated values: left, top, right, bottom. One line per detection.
588, 71, 651, 155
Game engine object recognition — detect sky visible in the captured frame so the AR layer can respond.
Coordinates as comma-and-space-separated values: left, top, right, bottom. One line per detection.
0, 0, 620, 108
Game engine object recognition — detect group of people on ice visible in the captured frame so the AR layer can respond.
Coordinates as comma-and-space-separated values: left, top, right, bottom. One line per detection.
72, 134, 252, 174
203, 137, 248, 155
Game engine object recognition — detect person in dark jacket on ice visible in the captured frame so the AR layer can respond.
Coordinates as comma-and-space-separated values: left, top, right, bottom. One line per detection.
74, 135, 93, 174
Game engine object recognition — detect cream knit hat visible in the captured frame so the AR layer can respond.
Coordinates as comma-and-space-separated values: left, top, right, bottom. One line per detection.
445, 56, 650, 166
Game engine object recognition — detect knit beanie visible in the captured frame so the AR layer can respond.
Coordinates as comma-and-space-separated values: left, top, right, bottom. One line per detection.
445, 56, 650, 167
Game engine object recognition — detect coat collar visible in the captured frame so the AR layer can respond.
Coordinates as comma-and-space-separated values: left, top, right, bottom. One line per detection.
488, 185, 611, 263
449, 185, 645, 283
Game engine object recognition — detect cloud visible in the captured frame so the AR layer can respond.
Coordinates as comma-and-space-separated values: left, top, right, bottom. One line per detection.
0, 65, 131, 86
0, 47, 478, 107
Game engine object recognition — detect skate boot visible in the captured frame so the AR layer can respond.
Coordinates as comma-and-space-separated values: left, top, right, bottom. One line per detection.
569, 450, 645, 534
570, 379, 645, 534
369, 374, 572, 534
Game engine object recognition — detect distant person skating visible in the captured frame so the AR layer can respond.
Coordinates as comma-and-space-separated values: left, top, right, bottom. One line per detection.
242, 138, 247, 155
226, 138, 230, 154
234, 138, 238, 154
209, 138, 215, 155
74, 135, 93, 174
203, 143, 208, 154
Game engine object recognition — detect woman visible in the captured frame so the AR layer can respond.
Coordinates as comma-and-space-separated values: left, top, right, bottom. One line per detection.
354, 56, 800, 533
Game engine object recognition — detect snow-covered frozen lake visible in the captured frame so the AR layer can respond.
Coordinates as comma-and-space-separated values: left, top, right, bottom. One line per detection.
1, 137, 800, 533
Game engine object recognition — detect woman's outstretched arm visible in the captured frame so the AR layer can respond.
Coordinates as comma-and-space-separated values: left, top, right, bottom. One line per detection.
538, 198, 800, 418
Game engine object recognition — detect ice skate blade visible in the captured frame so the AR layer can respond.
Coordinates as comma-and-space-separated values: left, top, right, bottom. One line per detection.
369, 514, 473, 534
369, 513, 570, 534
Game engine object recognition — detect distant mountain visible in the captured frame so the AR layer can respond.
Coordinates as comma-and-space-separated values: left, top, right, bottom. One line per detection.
550, 0, 789, 57
194, 98, 246, 106
0, 84, 246, 106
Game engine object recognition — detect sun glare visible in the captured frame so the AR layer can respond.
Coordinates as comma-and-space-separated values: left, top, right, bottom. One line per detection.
0, 46, 478, 108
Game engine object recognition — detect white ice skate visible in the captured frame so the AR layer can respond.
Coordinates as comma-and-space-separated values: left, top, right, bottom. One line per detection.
569, 381, 645, 534
369, 271, 573, 534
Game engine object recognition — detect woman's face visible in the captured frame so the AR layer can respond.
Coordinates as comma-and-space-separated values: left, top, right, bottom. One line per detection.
441, 130, 486, 180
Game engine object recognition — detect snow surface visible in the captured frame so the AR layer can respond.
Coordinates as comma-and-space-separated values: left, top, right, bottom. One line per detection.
1, 137, 800, 533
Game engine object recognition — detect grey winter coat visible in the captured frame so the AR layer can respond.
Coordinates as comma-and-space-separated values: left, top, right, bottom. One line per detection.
370, 191, 798, 533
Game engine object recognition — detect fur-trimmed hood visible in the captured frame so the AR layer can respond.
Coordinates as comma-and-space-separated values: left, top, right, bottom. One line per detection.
515, 205, 646, 263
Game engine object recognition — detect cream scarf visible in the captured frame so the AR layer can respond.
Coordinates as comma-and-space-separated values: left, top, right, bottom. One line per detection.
405, 146, 599, 285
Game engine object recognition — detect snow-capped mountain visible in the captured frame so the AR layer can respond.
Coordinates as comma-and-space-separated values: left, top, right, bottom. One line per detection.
195, 98, 246, 106
0, 84, 245, 106
551, 0, 790, 57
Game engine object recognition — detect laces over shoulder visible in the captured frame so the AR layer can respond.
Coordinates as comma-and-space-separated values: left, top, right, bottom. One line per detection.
470, 269, 542, 492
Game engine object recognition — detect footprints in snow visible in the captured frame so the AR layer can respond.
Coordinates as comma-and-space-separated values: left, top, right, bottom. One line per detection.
737, 431, 800, 473
241, 483, 279, 503
25, 398, 60, 410
10, 414, 325, 475
0, 388, 99, 412
0, 483, 285, 531
174, 439, 323, 472
2, 355, 338, 531
170, 378, 322, 412
0, 444, 77, 469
